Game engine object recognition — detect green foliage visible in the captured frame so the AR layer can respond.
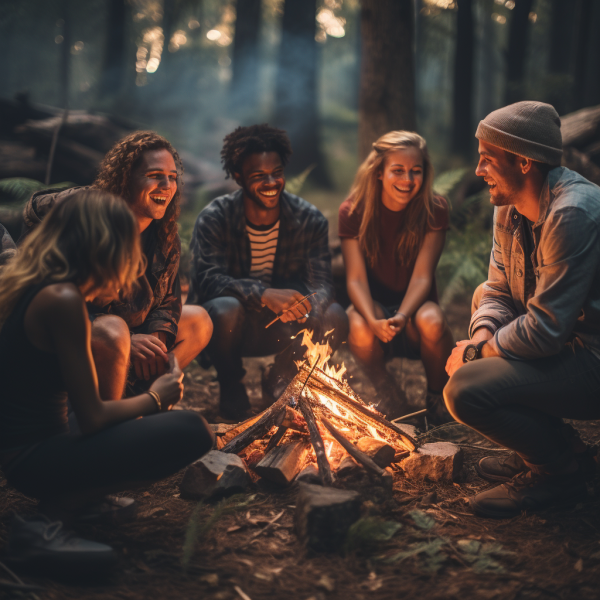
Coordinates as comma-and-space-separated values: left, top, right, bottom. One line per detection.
0, 178, 75, 207
432, 167, 469, 200
456, 540, 515, 573
408, 509, 436, 531
181, 494, 256, 571
343, 517, 402, 555
383, 538, 447, 574
286, 165, 316, 196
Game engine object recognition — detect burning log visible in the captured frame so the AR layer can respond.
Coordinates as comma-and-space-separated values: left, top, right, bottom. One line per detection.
221, 394, 290, 455
320, 417, 386, 478
356, 437, 396, 469
298, 395, 334, 486
254, 441, 311, 485
296, 463, 321, 484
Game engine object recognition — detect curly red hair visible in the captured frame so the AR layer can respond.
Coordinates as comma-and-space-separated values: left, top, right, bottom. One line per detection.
93, 131, 183, 257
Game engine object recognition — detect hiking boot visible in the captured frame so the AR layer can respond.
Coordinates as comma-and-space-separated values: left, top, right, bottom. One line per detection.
261, 361, 297, 406
477, 449, 597, 483
4, 514, 117, 575
425, 391, 454, 426
469, 469, 588, 519
218, 380, 256, 423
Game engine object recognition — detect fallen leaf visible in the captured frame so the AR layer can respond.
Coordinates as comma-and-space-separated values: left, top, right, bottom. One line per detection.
234, 586, 252, 600
317, 574, 335, 592
254, 571, 273, 582
227, 525, 243, 533
575, 558, 583, 572
408, 509, 436, 530
200, 573, 219, 587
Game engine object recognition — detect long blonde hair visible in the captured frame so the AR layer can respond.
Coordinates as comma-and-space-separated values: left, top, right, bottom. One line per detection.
0, 189, 145, 327
349, 131, 436, 267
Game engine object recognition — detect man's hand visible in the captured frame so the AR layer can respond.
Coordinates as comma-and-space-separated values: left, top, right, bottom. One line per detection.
261, 288, 312, 323
445, 328, 494, 378
131, 333, 169, 380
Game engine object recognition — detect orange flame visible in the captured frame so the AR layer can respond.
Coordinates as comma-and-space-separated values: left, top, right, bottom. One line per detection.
293, 329, 346, 380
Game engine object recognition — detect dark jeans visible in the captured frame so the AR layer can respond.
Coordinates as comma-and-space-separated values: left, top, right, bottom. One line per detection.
444, 343, 600, 473
5, 411, 214, 500
202, 295, 349, 410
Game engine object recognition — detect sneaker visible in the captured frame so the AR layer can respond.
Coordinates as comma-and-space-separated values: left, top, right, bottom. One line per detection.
425, 391, 454, 426
469, 469, 588, 519
477, 449, 597, 483
72, 496, 137, 525
4, 514, 117, 575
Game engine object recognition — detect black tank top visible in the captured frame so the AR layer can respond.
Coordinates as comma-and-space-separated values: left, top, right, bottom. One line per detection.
0, 283, 69, 452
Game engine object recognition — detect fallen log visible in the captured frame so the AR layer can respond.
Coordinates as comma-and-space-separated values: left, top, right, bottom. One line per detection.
298, 395, 333, 486
356, 437, 396, 468
254, 440, 310, 485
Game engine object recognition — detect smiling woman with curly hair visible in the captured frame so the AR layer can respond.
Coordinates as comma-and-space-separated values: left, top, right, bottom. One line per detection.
20, 131, 213, 404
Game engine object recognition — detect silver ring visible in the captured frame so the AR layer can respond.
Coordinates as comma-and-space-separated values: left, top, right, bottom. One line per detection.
303, 313, 309, 319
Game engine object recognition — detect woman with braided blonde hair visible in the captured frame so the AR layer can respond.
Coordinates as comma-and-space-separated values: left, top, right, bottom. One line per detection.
20, 131, 213, 402
339, 131, 455, 423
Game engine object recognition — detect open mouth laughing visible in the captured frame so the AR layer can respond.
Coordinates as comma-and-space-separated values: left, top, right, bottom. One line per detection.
258, 188, 280, 199
150, 194, 170, 206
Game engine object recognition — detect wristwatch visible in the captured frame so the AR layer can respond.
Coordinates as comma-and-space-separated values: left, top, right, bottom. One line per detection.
462, 340, 487, 363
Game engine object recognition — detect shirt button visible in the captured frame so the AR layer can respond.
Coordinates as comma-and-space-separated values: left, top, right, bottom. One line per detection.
517, 269, 523, 277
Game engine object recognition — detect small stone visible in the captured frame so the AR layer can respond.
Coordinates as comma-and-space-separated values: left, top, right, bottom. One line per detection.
356, 437, 396, 468
317, 574, 336, 592
180, 450, 250, 500
399, 442, 463, 482
200, 573, 219, 587
395, 423, 419, 439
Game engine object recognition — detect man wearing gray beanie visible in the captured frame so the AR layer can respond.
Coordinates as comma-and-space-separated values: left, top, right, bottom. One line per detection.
444, 101, 600, 518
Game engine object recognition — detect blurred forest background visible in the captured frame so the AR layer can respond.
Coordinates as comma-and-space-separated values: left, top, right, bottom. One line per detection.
1, 0, 600, 306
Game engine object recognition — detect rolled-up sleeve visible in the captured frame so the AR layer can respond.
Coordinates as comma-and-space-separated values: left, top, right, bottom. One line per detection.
490, 207, 600, 359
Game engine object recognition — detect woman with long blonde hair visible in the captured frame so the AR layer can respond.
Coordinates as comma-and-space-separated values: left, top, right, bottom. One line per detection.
339, 131, 454, 422
0, 190, 213, 573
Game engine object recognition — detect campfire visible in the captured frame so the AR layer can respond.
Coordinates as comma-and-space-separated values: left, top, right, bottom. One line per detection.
214, 330, 419, 486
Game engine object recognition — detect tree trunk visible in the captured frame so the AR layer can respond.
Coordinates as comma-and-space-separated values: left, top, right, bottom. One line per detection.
583, 1, 600, 108
504, 0, 534, 105
59, 0, 72, 110
572, 0, 594, 111
97, 0, 127, 99
273, 0, 331, 186
358, 0, 416, 161
476, 0, 497, 121
451, 0, 475, 158
230, 0, 262, 118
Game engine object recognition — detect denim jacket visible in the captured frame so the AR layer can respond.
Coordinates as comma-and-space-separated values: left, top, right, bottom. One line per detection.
470, 167, 600, 361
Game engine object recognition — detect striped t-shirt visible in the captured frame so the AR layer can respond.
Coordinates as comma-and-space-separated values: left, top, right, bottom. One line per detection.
246, 220, 280, 284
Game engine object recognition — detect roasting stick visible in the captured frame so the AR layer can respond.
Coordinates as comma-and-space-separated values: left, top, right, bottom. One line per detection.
391, 408, 428, 423
265, 292, 317, 329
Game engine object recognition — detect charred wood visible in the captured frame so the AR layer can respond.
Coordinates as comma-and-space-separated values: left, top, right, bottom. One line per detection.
254, 440, 311, 485
298, 395, 333, 486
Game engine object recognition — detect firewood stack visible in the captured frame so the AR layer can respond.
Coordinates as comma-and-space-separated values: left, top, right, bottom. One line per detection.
208, 331, 419, 489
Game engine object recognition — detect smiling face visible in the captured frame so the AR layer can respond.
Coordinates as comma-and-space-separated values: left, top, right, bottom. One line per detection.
129, 148, 178, 231
236, 151, 285, 213
379, 147, 424, 211
475, 140, 525, 207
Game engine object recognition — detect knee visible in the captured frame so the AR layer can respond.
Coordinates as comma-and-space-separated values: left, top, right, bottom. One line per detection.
205, 297, 245, 335
347, 308, 374, 348
181, 305, 213, 352
415, 305, 448, 343
91, 315, 130, 361
443, 367, 483, 424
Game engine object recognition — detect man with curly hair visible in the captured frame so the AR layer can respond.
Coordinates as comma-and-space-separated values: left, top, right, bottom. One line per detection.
20, 131, 213, 400
187, 124, 348, 422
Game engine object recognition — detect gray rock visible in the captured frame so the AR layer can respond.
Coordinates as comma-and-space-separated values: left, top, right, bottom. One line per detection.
399, 442, 463, 482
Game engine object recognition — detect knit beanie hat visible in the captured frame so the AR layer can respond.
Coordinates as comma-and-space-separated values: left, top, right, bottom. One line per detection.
475, 101, 563, 165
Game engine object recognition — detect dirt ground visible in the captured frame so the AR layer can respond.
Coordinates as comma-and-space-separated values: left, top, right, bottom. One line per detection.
3, 298, 600, 600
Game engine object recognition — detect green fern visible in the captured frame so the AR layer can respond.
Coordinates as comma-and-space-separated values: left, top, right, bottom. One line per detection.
0, 178, 75, 207
286, 165, 316, 196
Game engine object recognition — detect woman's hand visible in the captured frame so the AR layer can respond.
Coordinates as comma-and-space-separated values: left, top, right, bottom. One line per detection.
388, 312, 407, 333
149, 354, 184, 411
368, 318, 400, 344
131, 333, 169, 380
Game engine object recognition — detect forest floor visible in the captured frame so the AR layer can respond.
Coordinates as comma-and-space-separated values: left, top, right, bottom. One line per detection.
2, 295, 600, 600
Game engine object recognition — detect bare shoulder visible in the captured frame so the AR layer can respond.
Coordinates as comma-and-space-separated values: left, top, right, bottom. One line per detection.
31, 283, 87, 321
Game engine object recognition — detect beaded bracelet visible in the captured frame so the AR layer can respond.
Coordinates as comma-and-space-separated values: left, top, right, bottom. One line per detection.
147, 390, 162, 412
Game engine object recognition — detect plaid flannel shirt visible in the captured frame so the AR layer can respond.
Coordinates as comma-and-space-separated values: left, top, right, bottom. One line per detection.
187, 189, 335, 316
21, 187, 181, 346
